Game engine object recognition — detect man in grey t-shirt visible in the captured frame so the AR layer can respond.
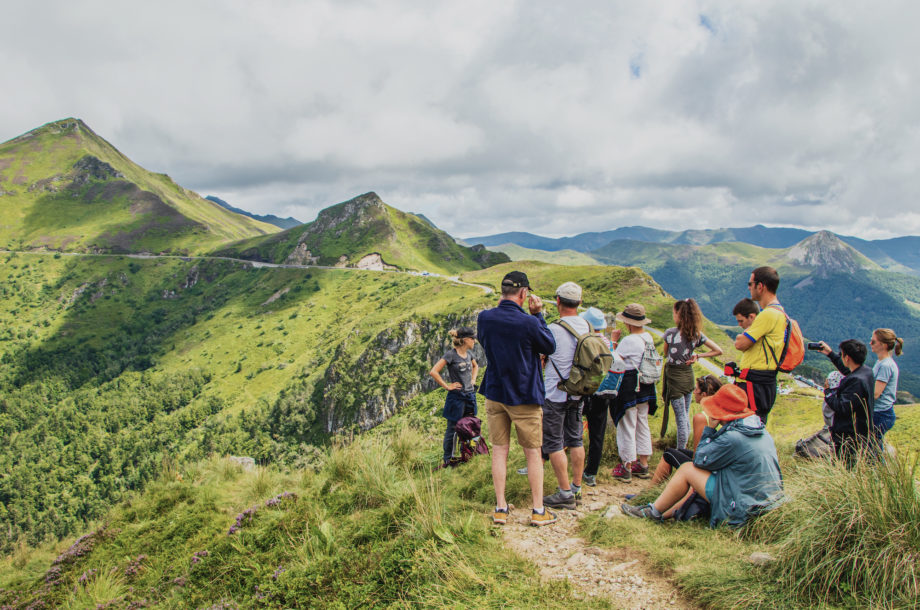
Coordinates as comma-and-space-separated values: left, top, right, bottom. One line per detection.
542, 281, 588, 510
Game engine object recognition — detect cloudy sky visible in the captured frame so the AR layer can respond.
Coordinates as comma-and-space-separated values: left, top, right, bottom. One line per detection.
3, 1, 919, 239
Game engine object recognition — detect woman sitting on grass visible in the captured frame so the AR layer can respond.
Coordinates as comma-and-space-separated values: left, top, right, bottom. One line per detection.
651, 374, 723, 484
621, 384, 783, 528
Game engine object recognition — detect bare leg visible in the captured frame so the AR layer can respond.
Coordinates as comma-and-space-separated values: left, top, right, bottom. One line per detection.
692, 413, 708, 450
491, 444, 509, 509
661, 489, 694, 519
548, 450, 570, 490
570, 446, 585, 487
523, 447, 544, 510
651, 462, 710, 514
651, 458, 672, 485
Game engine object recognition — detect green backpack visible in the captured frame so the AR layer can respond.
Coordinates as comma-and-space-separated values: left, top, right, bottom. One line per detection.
551, 320, 614, 396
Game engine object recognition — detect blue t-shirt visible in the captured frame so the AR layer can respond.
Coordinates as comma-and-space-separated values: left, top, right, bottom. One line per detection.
873, 357, 899, 412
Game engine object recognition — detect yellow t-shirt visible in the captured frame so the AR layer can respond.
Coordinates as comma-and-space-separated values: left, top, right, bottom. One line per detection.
739, 305, 787, 370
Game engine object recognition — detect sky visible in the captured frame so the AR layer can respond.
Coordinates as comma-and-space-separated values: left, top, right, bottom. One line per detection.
3, 0, 919, 239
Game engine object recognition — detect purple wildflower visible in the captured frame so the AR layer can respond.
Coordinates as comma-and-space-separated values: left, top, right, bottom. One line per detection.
272, 565, 286, 581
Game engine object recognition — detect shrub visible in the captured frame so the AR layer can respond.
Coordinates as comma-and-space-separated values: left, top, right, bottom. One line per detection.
749, 452, 920, 607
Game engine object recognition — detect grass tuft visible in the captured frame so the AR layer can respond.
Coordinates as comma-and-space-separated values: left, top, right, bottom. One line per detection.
749, 452, 920, 607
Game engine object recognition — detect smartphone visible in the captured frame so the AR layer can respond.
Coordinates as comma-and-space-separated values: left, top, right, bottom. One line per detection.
807, 342, 823, 351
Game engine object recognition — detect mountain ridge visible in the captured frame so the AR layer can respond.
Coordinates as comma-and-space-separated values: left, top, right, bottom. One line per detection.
471, 225, 920, 275
214, 191, 509, 274
206, 195, 302, 230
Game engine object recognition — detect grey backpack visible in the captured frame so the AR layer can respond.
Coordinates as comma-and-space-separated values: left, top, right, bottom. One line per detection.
637, 334, 663, 384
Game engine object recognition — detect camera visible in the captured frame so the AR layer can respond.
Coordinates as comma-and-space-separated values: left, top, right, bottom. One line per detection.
724, 362, 741, 377
807, 342, 823, 351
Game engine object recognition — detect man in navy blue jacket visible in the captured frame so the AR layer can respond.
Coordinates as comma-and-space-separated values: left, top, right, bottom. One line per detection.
478, 271, 557, 526
818, 339, 875, 466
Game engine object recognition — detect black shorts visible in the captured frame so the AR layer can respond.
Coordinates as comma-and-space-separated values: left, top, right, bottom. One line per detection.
663, 447, 694, 469
542, 399, 584, 454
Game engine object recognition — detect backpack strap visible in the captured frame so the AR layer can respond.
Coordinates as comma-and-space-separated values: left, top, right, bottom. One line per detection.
762, 303, 789, 369
550, 320, 588, 401
554, 319, 588, 341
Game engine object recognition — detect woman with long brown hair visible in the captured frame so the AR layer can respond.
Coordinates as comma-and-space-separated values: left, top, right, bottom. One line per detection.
870, 328, 903, 447
661, 298, 724, 449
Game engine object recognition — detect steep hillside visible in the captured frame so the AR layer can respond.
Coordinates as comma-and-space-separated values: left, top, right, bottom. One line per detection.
214, 191, 509, 275
0, 119, 278, 254
0, 252, 491, 553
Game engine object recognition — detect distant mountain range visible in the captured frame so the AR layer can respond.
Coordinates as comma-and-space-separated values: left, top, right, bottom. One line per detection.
483, 229, 920, 398
205, 195, 302, 230
0, 119, 279, 255
470, 225, 920, 275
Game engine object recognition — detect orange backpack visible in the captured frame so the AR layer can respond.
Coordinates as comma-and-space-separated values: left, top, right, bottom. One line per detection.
767, 304, 804, 372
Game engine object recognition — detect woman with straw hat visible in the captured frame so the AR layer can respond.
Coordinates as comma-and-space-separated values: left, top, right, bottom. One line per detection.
621, 384, 783, 528
609, 303, 658, 481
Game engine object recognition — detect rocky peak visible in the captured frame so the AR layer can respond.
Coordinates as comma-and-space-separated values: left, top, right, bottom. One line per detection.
786, 230, 872, 275
301, 192, 390, 240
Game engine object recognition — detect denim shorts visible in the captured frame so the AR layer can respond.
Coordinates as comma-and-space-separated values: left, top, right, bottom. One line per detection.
542, 398, 584, 454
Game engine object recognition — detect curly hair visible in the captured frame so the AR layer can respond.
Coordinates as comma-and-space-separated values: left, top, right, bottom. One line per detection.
674, 298, 703, 343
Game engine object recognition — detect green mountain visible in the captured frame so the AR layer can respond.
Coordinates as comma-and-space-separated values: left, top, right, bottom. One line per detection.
0, 119, 279, 254
214, 191, 509, 275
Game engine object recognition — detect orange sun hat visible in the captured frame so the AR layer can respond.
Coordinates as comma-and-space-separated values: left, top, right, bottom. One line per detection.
699, 384, 756, 422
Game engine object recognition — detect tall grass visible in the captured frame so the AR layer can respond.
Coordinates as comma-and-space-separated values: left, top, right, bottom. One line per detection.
750, 452, 920, 607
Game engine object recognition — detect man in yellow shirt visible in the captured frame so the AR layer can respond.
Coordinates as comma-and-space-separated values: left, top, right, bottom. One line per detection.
733, 267, 787, 425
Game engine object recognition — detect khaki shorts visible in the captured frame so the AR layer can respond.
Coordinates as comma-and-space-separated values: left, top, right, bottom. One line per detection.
485, 399, 543, 449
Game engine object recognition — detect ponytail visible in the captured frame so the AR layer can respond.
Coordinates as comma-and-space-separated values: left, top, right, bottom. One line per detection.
448, 329, 462, 347
874, 328, 904, 356
674, 298, 703, 343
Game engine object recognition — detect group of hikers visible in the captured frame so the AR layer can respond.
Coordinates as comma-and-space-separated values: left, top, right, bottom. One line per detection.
429, 266, 904, 527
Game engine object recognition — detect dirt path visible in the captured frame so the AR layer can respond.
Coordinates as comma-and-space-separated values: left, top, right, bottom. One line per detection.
500, 476, 693, 609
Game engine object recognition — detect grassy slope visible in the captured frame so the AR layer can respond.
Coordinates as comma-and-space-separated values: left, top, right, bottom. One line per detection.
0, 252, 493, 553
0, 119, 278, 254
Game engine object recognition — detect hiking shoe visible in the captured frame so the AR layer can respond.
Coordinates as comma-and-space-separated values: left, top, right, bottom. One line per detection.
571, 484, 582, 505
582, 474, 597, 487
530, 509, 557, 527
516, 467, 528, 475
620, 503, 662, 521
543, 489, 576, 510
611, 463, 632, 482
630, 463, 651, 479
492, 506, 510, 525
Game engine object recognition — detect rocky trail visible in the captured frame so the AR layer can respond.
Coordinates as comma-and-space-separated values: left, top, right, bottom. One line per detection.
500, 476, 693, 609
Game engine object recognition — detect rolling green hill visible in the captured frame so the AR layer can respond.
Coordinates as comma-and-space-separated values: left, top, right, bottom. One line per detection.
485, 243, 602, 266
214, 191, 509, 275
0, 119, 279, 254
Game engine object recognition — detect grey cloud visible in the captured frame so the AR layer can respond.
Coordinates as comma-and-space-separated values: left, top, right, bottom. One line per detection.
2, 0, 919, 240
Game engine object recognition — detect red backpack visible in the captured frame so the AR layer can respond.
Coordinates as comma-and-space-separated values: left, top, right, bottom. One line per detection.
766, 304, 804, 372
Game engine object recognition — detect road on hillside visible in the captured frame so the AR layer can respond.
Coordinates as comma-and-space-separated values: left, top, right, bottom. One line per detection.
0, 249, 495, 294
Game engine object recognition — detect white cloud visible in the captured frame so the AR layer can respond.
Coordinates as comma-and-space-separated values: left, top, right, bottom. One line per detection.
2, 0, 919, 240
